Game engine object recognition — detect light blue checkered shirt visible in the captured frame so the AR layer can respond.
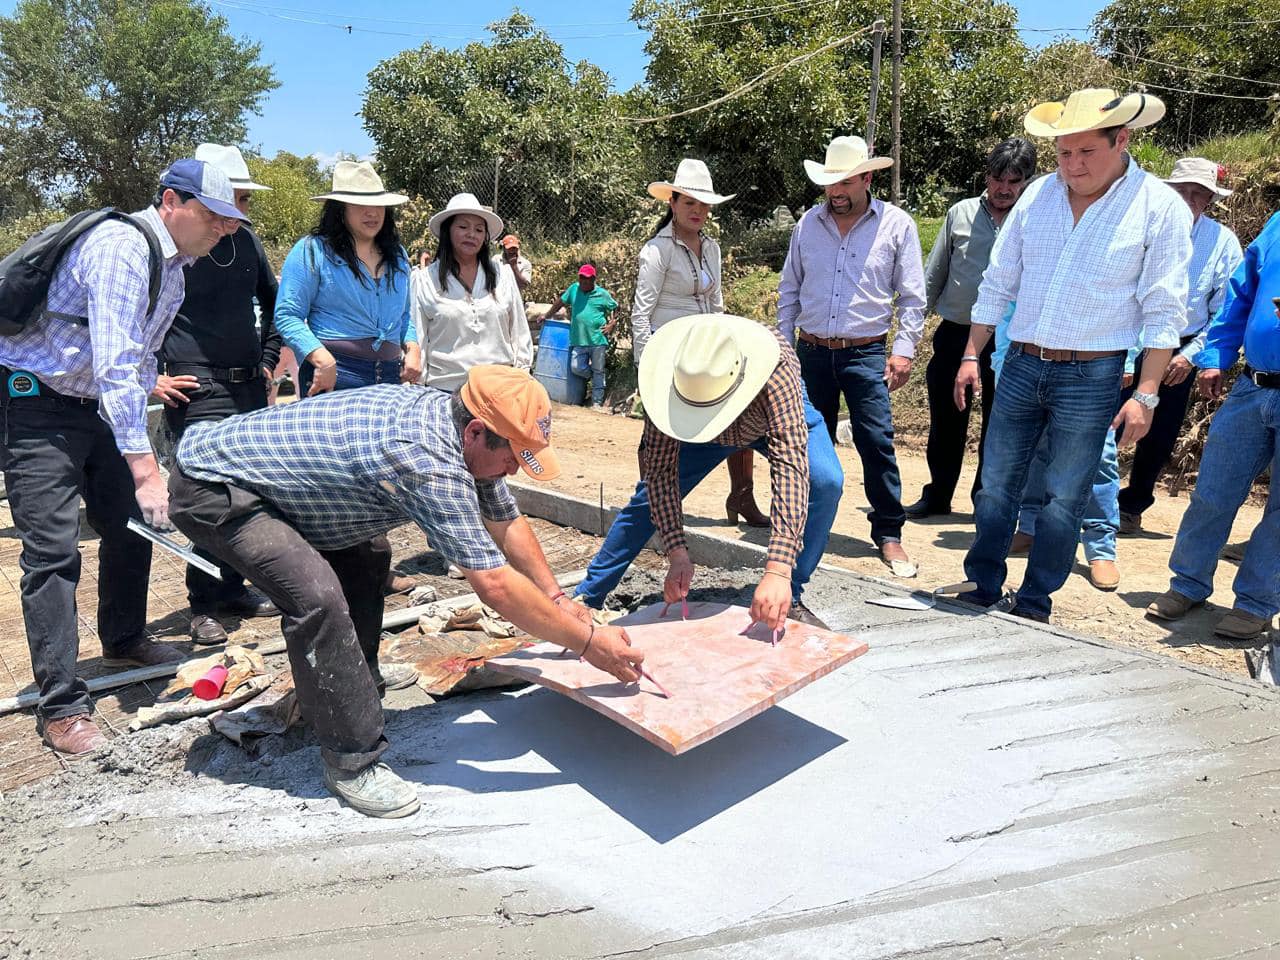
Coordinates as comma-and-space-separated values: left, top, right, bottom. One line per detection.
0, 205, 193, 454
175, 385, 518, 567
972, 156, 1193, 351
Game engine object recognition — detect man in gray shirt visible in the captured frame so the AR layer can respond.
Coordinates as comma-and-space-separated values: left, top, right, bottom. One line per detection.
907, 138, 1037, 519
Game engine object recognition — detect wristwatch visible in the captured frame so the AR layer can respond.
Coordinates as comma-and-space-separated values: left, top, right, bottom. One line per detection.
1132, 390, 1160, 410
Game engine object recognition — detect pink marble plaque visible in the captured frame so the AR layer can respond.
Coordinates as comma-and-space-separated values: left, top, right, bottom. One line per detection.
486, 601, 869, 755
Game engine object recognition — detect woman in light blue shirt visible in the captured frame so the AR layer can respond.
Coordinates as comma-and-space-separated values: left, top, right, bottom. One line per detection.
275, 161, 420, 396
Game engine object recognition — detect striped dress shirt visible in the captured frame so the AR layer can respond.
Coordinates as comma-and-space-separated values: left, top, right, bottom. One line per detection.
643, 330, 809, 567
971, 156, 1193, 351
777, 198, 927, 357
0, 205, 192, 454
176, 385, 519, 568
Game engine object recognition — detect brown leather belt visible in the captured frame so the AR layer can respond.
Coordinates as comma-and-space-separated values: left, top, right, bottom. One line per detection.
797, 330, 887, 350
1012, 342, 1125, 362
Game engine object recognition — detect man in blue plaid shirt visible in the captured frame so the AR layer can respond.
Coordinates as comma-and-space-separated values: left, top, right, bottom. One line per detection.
171, 367, 645, 819
0, 159, 248, 756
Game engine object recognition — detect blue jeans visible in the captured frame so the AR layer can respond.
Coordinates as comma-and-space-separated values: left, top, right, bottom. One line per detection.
297, 353, 401, 395
570, 345, 607, 405
1019, 428, 1120, 563
575, 396, 844, 606
796, 338, 904, 545
1168, 377, 1279, 620
965, 349, 1125, 617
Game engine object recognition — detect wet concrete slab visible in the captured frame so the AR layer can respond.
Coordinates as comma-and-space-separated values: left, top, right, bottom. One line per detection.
487, 600, 869, 754
4, 566, 1280, 959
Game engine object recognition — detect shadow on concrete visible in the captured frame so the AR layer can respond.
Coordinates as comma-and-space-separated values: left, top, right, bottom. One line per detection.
401, 692, 846, 844
930, 529, 976, 551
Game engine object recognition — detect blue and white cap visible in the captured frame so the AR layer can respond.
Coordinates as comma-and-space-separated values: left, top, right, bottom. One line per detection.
159, 158, 251, 222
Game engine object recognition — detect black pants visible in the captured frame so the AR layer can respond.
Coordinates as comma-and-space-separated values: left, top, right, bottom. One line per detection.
165, 377, 268, 610
1116, 354, 1198, 517
920, 319, 996, 509
168, 468, 389, 771
1, 391, 152, 721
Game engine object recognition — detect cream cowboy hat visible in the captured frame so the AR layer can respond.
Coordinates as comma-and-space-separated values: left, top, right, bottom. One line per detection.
311, 160, 409, 205
1164, 157, 1233, 199
1023, 88, 1165, 139
647, 159, 736, 206
803, 136, 893, 186
639, 314, 780, 444
194, 143, 271, 192
428, 192, 504, 239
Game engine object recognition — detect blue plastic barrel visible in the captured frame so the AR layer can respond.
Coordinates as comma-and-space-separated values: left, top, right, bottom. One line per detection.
533, 318, 586, 405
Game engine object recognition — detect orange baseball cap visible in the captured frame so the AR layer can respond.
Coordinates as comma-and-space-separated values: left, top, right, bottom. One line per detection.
500, 234, 520, 249
460, 366, 562, 481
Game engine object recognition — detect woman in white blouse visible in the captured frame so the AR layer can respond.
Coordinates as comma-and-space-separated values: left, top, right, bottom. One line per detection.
413, 193, 531, 391
632, 159, 768, 528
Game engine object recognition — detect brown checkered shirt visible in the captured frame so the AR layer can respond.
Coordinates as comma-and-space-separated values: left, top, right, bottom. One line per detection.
643, 329, 809, 567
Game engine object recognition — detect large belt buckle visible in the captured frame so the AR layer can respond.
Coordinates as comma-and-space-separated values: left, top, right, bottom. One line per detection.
1037, 343, 1050, 361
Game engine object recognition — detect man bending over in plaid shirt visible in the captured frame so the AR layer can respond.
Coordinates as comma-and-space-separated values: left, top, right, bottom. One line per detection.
575, 313, 844, 630
170, 367, 644, 819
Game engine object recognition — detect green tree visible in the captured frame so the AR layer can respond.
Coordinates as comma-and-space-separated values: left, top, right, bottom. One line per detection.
362, 12, 645, 242
632, 0, 1034, 218
243, 151, 330, 259
0, 0, 277, 209
1093, 0, 1280, 144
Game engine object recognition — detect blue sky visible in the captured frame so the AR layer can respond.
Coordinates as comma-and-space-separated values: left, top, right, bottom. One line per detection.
2, 0, 1108, 161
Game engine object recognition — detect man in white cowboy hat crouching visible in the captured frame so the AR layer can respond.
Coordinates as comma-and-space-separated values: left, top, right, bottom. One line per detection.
152, 144, 286, 646
953, 88, 1193, 622
778, 135, 926, 578
573, 315, 844, 629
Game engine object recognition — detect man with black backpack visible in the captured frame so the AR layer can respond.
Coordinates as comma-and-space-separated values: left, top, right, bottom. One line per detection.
0, 158, 249, 755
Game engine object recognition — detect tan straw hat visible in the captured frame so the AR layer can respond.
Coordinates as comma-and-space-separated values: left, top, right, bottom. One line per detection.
311, 160, 409, 205
647, 159, 736, 206
804, 136, 893, 186
428, 192, 504, 239
1023, 88, 1165, 139
1164, 157, 1232, 199
195, 144, 271, 192
638, 314, 780, 444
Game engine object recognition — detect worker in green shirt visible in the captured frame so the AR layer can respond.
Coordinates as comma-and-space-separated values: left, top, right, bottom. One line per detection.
545, 263, 618, 406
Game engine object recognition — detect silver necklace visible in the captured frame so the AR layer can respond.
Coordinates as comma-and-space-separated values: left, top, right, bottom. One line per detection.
206, 235, 236, 269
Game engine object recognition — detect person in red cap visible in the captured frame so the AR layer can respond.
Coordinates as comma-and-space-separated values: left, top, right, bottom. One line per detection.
169, 366, 644, 819
499, 233, 532, 293
542, 263, 618, 406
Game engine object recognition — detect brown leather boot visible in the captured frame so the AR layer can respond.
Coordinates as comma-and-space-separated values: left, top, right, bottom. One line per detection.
725, 449, 769, 527
42, 714, 107, 754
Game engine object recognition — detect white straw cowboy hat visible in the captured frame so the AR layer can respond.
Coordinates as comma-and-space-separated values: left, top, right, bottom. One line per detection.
311, 160, 409, 206
1023, 88, 1165, 139
639, 314, 780, 444
428, 192, 504, 239
647, 159, 736, 206
194, 143, 271, 192
1164, 157, 1233, 199
804, 136, 893, 186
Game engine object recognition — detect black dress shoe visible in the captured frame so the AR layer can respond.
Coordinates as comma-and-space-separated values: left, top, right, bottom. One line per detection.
1008, 604, 1050, 624
904, 498, 952, 519
213, 589, 279, 619
190, 614, 229, 645
789, 602, 830, 630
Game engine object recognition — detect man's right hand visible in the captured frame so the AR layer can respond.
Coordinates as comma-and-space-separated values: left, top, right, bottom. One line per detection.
582, 623, 643, 684
953, 359, 981, 411
150, 374, 200, 408
664, 548, 694, 603
1197, 368, 1224, 400
134, 472, 172, 530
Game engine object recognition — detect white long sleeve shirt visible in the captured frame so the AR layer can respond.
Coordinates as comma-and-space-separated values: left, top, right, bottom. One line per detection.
971, 155, 1193, 352
630, 224, 724, 362
413, 258, 532, 391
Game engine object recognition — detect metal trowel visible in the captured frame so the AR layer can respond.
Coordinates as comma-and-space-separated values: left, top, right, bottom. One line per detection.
127, 518, 222, 580
866, 581, 976, 611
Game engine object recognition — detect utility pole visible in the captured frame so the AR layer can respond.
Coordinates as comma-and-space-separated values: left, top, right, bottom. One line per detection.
890, 0, 902, 203
867, 19, 885, 152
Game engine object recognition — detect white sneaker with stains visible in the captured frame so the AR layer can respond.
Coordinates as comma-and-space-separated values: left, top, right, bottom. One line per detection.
323, 762, 421, 819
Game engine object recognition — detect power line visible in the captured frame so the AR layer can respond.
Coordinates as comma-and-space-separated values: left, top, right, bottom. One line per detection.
624, 25, 875, 124
1114, 50, 1280, 90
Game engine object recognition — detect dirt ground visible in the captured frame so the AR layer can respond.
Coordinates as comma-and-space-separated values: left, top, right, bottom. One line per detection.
538, 403, 1272, 677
